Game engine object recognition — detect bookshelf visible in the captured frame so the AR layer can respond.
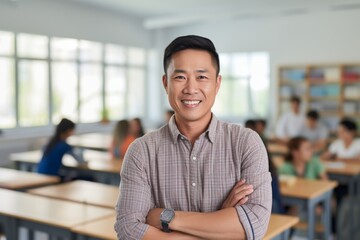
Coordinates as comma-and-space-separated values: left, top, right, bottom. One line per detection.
278, 64, 360, 131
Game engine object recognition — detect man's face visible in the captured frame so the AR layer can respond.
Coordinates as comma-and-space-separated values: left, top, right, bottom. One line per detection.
162, 49, 221, 124
291, 101, 300, 113
307, 118, 317, 129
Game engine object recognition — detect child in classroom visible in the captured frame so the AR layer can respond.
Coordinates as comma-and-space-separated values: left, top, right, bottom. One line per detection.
321, 118, 360, 163
37, 118, 86, 178
109, 120, 136, 160
129, 117, 145, 138
279, 136, 327, 180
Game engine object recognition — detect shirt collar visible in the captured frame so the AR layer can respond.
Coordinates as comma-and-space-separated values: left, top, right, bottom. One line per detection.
168, 114, 218, 144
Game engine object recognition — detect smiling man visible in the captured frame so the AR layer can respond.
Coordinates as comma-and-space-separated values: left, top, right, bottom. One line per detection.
115, 35, 272, 240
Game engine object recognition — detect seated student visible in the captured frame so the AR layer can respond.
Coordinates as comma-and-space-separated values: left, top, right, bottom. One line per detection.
279, 136, 327, 180
130, 118, 145, 138
275, 96, 305, 145
244, 119, 256, 130
300, 110, 329, 153
322, 118, 360, 163
109, 120, 136, 160
38, 118, 85, 177
255, 119, 268, 145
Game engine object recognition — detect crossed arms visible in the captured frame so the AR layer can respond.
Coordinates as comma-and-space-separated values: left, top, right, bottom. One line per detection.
115, 134, 272, 240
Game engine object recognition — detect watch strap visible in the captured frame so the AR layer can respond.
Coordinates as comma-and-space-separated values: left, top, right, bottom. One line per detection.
161, 221, 171, 232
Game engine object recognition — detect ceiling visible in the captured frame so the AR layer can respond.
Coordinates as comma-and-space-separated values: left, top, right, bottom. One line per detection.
72, 0, 360, 29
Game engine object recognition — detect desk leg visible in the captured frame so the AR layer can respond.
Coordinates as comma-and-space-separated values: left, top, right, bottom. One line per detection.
307, 201, 315, 240
323, 191, 332, 240
4, 217, 18, 240
282, 229, 290, 240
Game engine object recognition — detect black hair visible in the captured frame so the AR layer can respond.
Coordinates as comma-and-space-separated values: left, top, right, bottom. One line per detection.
44, 118, 75, 156
290, 96, 301, 104
255, 119, 267, 127
245, 119, 256, 130
166, 109, 175, 115
307, 110, 319, 120
285, 136, 308, 162
339, 118, 357, 132
163, 35, 220, 76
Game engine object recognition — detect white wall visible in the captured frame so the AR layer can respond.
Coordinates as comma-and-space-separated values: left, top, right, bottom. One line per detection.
0, 0, 151, 46
155, 8, 360, 129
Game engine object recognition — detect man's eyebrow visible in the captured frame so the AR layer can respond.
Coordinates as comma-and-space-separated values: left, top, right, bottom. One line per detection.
196, 69, 208, 73
173, 69, 186, 73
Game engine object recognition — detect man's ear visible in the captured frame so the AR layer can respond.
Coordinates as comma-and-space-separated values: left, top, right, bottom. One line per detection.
162, 75, 168, 94
215, 75, 222, 94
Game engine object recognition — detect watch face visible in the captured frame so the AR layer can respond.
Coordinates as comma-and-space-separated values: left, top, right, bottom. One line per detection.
161, 209, 174, 222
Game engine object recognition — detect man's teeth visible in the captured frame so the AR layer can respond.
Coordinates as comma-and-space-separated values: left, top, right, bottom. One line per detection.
183, 100, 200, 105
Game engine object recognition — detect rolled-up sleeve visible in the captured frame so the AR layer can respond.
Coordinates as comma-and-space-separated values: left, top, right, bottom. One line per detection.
114, 140, 153, 240
235, 131, 272, 239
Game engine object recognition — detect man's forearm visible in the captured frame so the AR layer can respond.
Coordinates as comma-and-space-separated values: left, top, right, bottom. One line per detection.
170, 208, 246, 240
143, 226, 204, 240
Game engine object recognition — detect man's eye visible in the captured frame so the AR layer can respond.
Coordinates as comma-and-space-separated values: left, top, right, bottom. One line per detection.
174, 76, 185, 80
198, 75, 208, 80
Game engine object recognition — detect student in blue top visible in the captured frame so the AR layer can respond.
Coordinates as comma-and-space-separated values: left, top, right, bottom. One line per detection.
37, 118, 85, 177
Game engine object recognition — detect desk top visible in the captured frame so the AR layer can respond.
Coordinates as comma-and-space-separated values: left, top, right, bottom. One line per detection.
0, 168, 59, 190
68, 133, 111, 151
268, 143, 287, 155
28, 180, 119, 208
263, 214, 299, 240
0, 188, 114, 228
280, 178, 338, 199
324, 161, 360, 176
71, 214, 116, 240
10, 149, 122, 174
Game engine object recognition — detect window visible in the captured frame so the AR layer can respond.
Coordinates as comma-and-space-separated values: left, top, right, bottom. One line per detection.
1, 31, 147, 129
18, 60, 49, 126
105, 66, 126, 120
0, 31, 14, 55
213, 52, 270, 119
127, 68, 145, 118
51, 62, 78, 123
79, 40, 102, 62
51, 37, 78, 60
105, 44, 126, 64
17, 33, 48, 59
0, 58, 15, 128
79, 64, 102, 123
128, 47, 146, 66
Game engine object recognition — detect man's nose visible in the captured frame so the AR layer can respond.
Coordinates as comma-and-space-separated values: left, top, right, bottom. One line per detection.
183, 77, 199, 94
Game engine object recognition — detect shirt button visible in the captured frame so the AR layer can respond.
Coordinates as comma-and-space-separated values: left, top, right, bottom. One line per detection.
180, 136, 184, 140
192, 182, 196, 187
192, 156, 196, 161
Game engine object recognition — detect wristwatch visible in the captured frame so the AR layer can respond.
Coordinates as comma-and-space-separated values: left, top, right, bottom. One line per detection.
160, 208, 175, 232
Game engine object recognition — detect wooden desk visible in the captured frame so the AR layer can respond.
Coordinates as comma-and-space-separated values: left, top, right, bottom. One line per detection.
264, 214, 299, 240
28, 180, 119, 208
0, 168, 59, 190
68, 133, 111, 151
10, 150, 122, 185
268, 143, 287, 156
0, 188, 113, 240
280, 178, 337, 240
72, 214, 116, 240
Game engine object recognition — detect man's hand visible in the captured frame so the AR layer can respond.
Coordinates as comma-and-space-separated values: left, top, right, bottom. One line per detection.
221, 179, 253, 209
146, 208, 164, 230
